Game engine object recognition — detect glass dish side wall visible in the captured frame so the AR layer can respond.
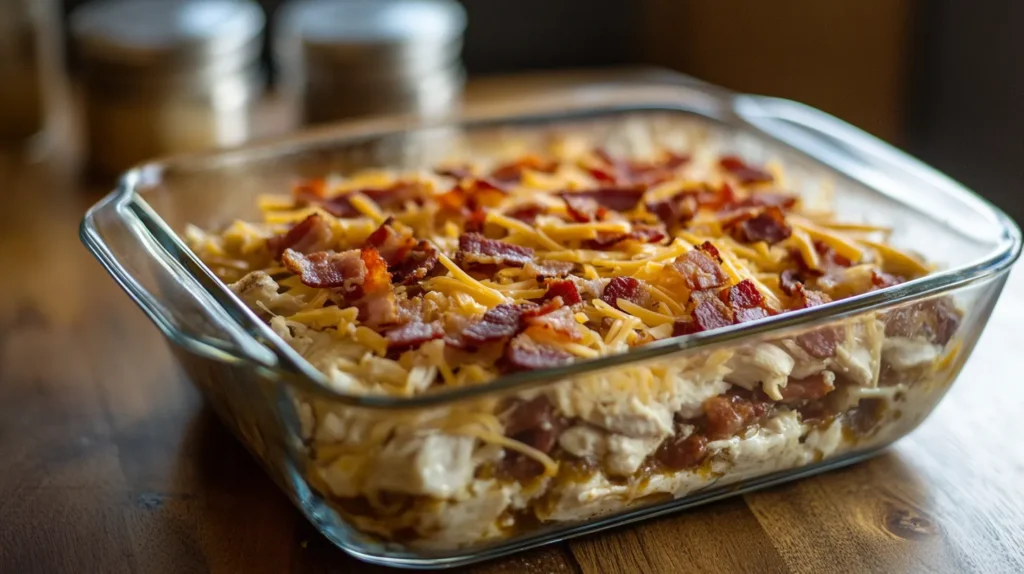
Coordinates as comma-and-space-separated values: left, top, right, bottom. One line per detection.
169, 275, 1003, 566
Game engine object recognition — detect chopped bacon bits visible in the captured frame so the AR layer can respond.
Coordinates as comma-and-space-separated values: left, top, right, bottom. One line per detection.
281, 248, 365, 291
725, 206, 792, 245
601, 277, 644, 310
544, 279, 582, 306
733, 192, 798, 210
793, 284, 832, 308
719, 155, 774, 185
457, 232, 534, 268
699, 241, 721, 261
795, 328, 842, 359
672, 250, 729, 291
561, 187, 647, 222
779, 373, 836, 402
679, 290, 734, 334
779, 269, 804, 296
726, 279, 770, 323
390, 241, 438, 285
461, 304, 523, 345
884, 299, 961, 346
595, 150, 690, 185
655, 432, 708, 471
364, 218, 416, 264
814, 240, 853, 268
505, 203, 544, 224
526, 307, 582, 341
359, 247, 392, 294
385, 321, 444, 352
490, 155, 557, 183
703, 392, 773, 440
499, 396, 569, 479
585, 226, 666, 250
525, 260, 575, 280
268, 213, 334, 257
503, 334, 573, 372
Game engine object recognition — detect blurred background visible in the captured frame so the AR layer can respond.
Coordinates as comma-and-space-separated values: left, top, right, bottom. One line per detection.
2, 0, 1021, 221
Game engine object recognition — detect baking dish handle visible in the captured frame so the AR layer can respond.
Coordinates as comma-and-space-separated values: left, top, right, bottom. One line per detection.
81, 187, 280, 370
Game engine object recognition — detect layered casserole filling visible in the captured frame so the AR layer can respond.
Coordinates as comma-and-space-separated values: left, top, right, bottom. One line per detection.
188, 131, 961, 547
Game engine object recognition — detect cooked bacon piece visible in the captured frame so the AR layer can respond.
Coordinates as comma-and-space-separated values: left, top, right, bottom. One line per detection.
438, 178, 507, 213
281, 248, 366, 291
499, 395, 569, 480
359, 248, 392, 294
647, 194, 698, 228
814, 240, 853, 268
385, 321, 444, 352
601, 277, 644, 310
779, 373, 836, 403
520, 298, 564, 319
732, 191, 799, 210
268, 213, 334, 257
364, 218, 417, 264
543, 278, 582, 306
461, 304, 523, 345
883, 298, 960, 346
561, 193, 605, 223
719, 155, 774, 185
585, 226, 667, 250
457, 232, 534, 268
793, 284, 832, 308
724, 206, 792, 245
457, 300, 562, 348
560, 186, 647, 222
674, 290, 734, 335
362, 219, 438, 285
703, 392, 773, 440
595, 150, 690, 185
655, 432, 708, 470
390, 241, 438, 285
505, 203, 544, 224
671, 250, 729, 291
789, 285, 841, 357
795, 328, 841, 359
360, 182, 426, 210
526, 307, 583, 341
490, 155, 557, 183
779, 269, 804, 296
503, 334, 573, 372
699, 241, 721, 261
359, 288, 400, 328
726, 279, 771, 323
524, 260, 575, 280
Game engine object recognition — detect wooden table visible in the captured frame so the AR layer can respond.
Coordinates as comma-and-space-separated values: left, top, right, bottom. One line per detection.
2, 75, 1024, 574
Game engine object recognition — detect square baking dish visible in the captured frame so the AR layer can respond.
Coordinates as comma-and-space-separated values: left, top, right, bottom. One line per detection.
81, 79, 1020, 569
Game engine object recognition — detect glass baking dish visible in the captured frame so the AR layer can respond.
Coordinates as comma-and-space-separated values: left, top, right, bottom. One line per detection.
81, 80, 1021, 569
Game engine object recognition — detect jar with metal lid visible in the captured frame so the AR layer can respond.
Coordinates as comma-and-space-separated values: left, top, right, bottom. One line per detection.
70, 0, 266, 177
275, 0, 466, 125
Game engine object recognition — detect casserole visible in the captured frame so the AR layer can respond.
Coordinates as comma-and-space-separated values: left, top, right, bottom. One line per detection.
81, 80, 1021, 568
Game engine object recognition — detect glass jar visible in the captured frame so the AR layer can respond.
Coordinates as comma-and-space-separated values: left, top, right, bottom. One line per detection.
70, 0, 266, 177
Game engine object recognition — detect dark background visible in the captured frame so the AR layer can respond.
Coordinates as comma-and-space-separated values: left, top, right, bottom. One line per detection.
59, 0, 1023, 222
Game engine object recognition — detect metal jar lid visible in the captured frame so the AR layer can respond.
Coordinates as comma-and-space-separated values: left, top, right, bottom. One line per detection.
275, 0, 466, 83
70, 0, 266, 88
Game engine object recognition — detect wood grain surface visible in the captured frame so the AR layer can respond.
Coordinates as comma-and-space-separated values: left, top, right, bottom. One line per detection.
2, 74, 1023, 574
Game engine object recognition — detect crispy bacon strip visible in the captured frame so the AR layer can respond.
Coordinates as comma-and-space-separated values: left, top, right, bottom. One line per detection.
268, 213, 334, 258
503, 334, 573, 372
723, 206, 792, 245
674, 290, 734, 335
385, 321, 444, 352
363, 219, 438, 285
543, 278, 582, 306
672, 250, 729, 291
281, 248, 365, 291
525, 260, 575, 280
601, 277, 645, 310
457, 232, 534, 268
490, 155, 558, 183
726, 279, 771, 323
719, 156, 774, 185
585, 226, 666, 250
458, 300, 562, 347
560, 186, 646, 222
